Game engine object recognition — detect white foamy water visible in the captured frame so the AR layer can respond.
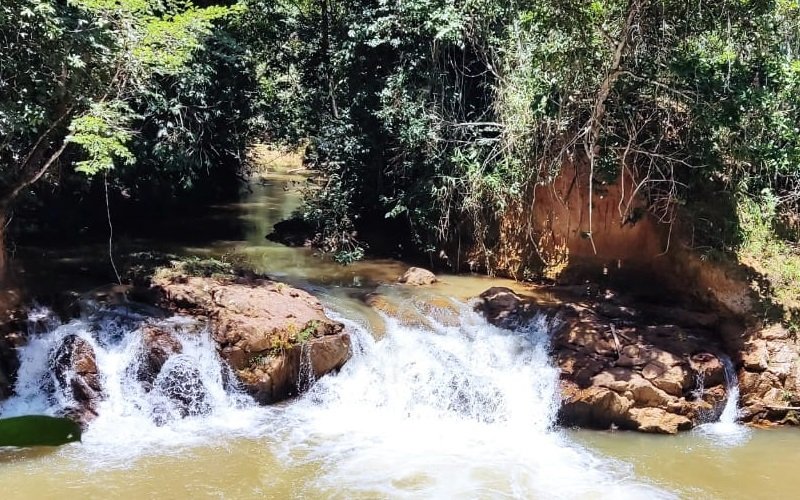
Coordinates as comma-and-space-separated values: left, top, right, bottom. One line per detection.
1, 300, 672, 497
1, 304, 265, 463
268, 305, 673, 498
694, 355, 751, 446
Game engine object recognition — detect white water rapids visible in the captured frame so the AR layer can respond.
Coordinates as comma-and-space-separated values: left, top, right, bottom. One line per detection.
0, 300, 677, 498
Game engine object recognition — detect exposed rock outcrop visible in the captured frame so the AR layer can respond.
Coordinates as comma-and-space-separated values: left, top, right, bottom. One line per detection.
730, 323, 800, 424
150, 271, 351, 404
478, 287, 729, 434
50, 334, 104, 427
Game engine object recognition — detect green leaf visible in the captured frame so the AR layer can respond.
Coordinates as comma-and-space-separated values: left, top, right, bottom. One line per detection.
0, 415, 82, 448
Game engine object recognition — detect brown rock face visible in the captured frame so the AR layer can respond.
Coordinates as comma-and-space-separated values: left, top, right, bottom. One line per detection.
628, 407, 692, 434
731, 322, 800, 424
152, 273, 351, 404
50, 335, 104, 427
477, 287, 730, 434
136, 325, 183, 388
238, 333, 351, 403
398, 267, 438, 286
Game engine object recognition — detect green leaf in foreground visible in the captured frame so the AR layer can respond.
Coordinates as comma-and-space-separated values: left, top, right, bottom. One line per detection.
0, 415, 82, 448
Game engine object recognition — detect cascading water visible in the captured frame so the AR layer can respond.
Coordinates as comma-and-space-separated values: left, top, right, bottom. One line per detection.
717, 356, 742, 425
695, 355, 751, 445
267, 303, 672, 498
1, 303, 264, 461
1, 298, 672, 497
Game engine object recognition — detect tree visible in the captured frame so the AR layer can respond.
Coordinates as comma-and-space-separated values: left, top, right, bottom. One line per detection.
0, 0, 233, 270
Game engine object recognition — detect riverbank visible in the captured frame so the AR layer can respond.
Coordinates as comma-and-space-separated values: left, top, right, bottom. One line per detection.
1, 159, 800, 497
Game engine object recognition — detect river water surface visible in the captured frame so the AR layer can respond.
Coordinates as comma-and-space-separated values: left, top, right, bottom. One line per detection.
1, 164, 799, 499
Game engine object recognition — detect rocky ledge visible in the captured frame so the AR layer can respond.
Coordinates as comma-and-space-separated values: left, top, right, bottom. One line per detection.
148, 266, 351, 404
478, 287, 732, 434
5, 260, 353, 427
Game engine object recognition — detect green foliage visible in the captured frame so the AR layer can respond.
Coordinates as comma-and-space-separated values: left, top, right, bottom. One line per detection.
0, 415, 82, 447
244, 0, 800, 274
0, 0, 238, 213
738, 191, 800, 315
68, 102, 136, 175
120, 26, 261, 201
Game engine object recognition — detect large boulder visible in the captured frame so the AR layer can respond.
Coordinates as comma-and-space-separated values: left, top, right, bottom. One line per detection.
50, 334, 104, 427
151, 271, 351, 404
398, 267, 437, 286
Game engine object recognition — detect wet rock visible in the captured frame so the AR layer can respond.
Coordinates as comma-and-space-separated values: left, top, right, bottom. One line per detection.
136, 325, 183, 388
238, 333, 351, 404
152, 271, 351, 404
154, 357, 211, 418
364, 292, 430, 328
689, 352, 725, 387
50, 334, 103, 427
476, 287, 525, 326
398, 267, 437, 286
478, 286, 729, 434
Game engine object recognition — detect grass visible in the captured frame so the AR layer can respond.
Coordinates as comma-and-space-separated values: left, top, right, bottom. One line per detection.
737, 195, 800, 323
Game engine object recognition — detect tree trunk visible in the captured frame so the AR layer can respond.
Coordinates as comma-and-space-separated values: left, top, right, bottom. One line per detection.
0, 209, 8, 286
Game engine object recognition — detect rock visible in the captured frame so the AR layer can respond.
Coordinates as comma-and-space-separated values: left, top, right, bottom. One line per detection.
398, 267, 437, 286
136, 325, 183, 388
476, 287, 525, 326
767, 342, 796, 380
596, 303, 638, 320
734, 322, 800, 424
741, 340, 769, 372
152, 272, 351, 404
556, 350, 607, 388
689, 352, 725, 387
643, 306, 719, 328
266, 217, 314, 247
364, 292, 431, 329
153, 356, 211, 420
641, 362, 692, 396
628, 407, 692, 434
477, 285, 731, 433
0, 306, 28, 399
50, 334, 103, 427
558, 385, 633, 429
238, 333, 351, 404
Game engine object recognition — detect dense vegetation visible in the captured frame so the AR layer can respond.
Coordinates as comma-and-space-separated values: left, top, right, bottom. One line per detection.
247, 0, 800, 317
0, 0, 258, 247
1, 0, 799, 312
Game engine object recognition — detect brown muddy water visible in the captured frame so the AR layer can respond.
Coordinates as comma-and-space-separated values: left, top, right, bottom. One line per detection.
1, 164, 799, 499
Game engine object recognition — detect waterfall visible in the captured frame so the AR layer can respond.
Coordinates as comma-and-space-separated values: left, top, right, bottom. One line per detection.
0, 299, 671, 496
695, 354, 750, 445
296, 341, 316, 393
718, 356, 741, 425
0, 303, 264, 460
268, 303, 671, 498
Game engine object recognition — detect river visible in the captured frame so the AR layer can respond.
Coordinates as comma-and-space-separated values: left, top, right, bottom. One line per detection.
1, 163, 799, 499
